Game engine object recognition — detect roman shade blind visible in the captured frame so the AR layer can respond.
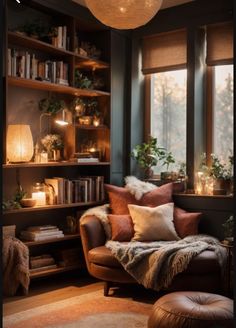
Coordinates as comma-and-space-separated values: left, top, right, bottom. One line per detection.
142, 29, 187, 74
206, 21, 233, 65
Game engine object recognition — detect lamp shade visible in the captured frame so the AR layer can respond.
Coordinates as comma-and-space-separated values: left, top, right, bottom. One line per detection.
7, 124, 34, 163
85, 0, 163, 30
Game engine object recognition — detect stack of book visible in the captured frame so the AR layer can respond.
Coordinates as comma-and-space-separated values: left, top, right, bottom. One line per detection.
29, 254, 57, 273
20, 225, 64, 242
51, 25, 68, 50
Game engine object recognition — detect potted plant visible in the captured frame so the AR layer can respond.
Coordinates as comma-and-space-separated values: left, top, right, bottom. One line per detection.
131, 136, 166, 179
222, 215, 234, 245
160, 151, 175, 181
209, 154, 233, 195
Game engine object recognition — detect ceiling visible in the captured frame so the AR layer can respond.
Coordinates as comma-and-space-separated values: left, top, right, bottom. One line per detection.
72, 0, 194, 10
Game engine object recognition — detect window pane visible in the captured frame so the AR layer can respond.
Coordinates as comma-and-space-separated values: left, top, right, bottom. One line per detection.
213, 65, 233, 161
150, 69, 187, 174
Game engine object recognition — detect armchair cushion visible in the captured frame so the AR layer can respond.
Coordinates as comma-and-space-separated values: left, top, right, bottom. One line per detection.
128, 202, 180, 241
108, 214, 134, 241
174, 207, 202, 238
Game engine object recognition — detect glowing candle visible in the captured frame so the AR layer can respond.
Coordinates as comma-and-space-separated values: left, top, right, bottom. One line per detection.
32, 191, 46, 206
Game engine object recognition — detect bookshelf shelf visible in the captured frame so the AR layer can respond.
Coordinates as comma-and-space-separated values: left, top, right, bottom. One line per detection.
8, 76, 110, 97
3, 201, 104, 214
23, 233, 80, 246
30, 264, 80, 279
75, 124, 109, 130
3, 161, 110, 168
8, 31, 110, 70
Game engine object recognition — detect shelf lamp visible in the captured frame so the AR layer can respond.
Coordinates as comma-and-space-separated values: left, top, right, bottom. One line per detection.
7, 124, 34, 163
55, 108, 72, 126
85, 0, 163, 30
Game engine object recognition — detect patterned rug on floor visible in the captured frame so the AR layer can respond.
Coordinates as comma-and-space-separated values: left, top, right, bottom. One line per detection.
3, 290, 153, 328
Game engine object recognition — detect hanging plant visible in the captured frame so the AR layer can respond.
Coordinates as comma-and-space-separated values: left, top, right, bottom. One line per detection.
39, 97, 66, 115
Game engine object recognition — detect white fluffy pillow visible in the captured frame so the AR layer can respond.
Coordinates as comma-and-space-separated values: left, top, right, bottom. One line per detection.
128, 202, 180, 241
124, 176, 157, 200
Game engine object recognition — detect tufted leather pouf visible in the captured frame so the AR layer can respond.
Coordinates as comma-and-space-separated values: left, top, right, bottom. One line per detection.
148, 291, 234, 328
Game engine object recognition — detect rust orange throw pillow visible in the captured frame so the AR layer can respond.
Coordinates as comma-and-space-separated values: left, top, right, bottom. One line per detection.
141, 183, 173, 207
173, 206, 202, 238
108, 214, 134, 241
105, 184, 140, 215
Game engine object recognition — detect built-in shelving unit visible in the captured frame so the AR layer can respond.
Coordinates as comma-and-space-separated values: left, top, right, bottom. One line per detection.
3, 0, 112, 284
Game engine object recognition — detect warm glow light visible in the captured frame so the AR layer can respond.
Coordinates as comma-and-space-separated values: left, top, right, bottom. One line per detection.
32, 192, 46, 206
55, 109, 72, 126
85, 0, 163, 30
7, 124, 34, 163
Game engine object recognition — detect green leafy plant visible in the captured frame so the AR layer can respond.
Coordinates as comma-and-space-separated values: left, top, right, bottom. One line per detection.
222, 215, 234, 239
75, 69, 93, 89
131, 136, 166, 175
39, 97, 66, 115
2, 185, 27, 210
209, 154, 233, 180
162, 151, 175, 171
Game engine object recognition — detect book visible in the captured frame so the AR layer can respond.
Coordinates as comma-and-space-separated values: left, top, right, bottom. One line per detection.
30, 257, 55, 269
29, 264, 58, 273
27, 225, 58, 232
77, 158, 99, 163
20, 231, 64, 241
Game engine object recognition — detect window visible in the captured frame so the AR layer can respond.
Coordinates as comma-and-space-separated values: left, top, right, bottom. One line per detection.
213, 64, 233, 161
150, 69, 187, 174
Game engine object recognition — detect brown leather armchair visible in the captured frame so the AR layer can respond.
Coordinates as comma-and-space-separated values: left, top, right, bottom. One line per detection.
80, 215, 223, 296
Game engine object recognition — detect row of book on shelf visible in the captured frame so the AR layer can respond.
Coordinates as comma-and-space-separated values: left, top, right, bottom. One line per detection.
8, 48, 69, 85
44, 175, 105, 205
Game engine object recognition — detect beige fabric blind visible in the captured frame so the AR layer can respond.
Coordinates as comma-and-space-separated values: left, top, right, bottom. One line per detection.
206, 21, 233, 65
142, 29, 187, 74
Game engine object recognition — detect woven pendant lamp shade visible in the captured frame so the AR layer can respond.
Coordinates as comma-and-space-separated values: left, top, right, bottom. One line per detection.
85, 0, 163, 30
7, 124, 34, 163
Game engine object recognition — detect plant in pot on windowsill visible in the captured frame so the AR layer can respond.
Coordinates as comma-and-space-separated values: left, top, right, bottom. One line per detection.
131, 136, 166, 179
209, 153, 233, 195
160, 151, 176, 181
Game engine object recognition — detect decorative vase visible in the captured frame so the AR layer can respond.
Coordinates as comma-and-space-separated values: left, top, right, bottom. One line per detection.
53, 149, 61, 161
144, 167, 154, 180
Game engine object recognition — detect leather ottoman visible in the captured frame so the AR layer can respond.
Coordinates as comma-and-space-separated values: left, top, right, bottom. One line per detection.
148, 291, 233, 328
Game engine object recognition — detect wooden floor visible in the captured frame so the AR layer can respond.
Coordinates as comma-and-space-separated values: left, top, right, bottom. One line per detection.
3, 272, 159, 317
3, 273, 103, 316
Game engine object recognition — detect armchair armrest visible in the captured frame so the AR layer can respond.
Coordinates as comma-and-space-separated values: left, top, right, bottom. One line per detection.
80, 215, 107, 271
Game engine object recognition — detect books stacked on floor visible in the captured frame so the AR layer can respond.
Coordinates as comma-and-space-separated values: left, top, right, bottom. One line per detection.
29, 254, 57, 273
20, 225, 64, 241
44, 175, 104, 204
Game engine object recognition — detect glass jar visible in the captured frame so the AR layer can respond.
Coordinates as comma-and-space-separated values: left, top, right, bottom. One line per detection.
31, 183, 46, 206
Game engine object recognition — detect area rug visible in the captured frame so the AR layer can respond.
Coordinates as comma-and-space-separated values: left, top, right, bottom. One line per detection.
3, 290, 153, 328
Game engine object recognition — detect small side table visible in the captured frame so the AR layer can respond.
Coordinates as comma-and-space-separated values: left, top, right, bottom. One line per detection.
220, 241, 233, 296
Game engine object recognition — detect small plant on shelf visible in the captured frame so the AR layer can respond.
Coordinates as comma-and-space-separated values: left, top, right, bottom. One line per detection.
41, 134, 64, 152
160, 151, 175, 180
39, 97, 66, 115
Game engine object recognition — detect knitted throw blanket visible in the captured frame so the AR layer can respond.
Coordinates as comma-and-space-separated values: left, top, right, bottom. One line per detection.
3, 236, 30, 296
106, 234, 227, 291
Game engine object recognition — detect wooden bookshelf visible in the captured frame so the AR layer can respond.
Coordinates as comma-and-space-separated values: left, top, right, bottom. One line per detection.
3, 161, 110, 168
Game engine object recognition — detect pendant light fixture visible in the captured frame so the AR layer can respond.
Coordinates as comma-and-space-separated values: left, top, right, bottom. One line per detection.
85, 0, 163, 30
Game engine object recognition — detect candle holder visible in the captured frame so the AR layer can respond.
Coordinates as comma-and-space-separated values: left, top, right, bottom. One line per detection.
32, 183, 46, 206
